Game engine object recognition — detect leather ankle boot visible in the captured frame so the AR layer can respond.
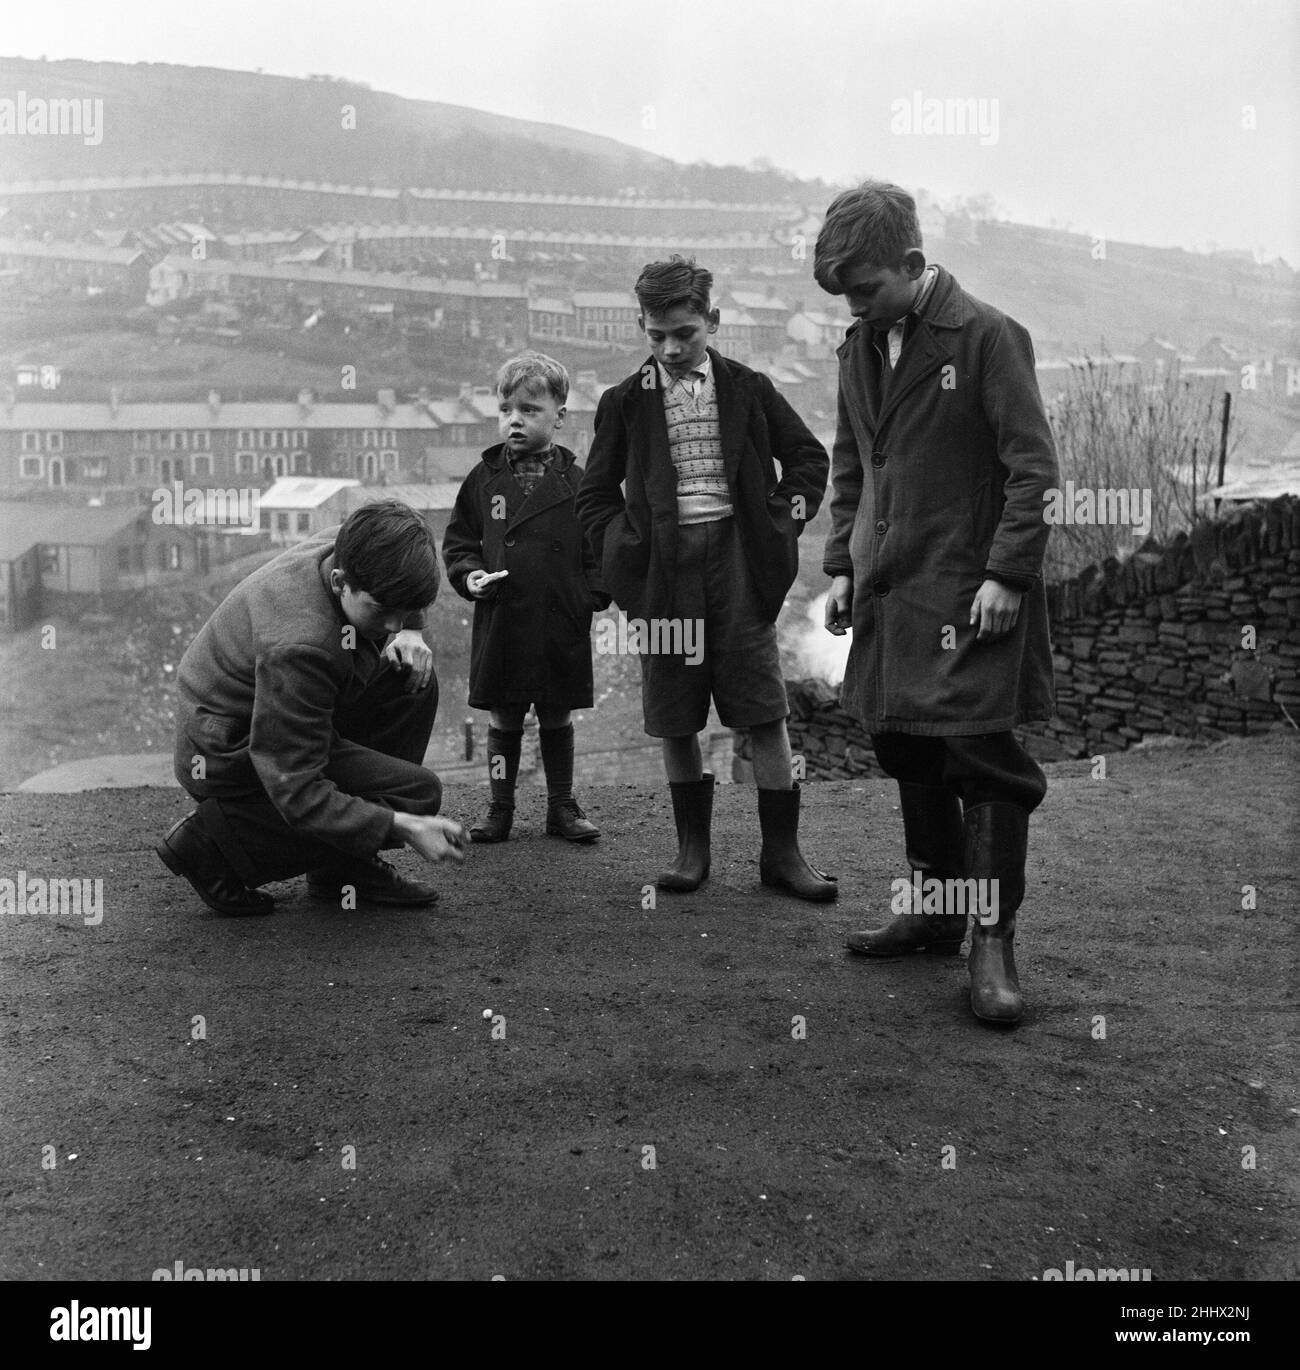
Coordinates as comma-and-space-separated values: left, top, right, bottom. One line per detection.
656, 774, 713, 892
847, 782, 965, 955
156, 813, 274, 916
758, 782, 838, 902
963, 801, 1029, 1024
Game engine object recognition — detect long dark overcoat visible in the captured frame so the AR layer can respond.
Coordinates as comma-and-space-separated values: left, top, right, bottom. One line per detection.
822, 266, 1058, 734
575, 349, 829, 624
443, 444, 605, 709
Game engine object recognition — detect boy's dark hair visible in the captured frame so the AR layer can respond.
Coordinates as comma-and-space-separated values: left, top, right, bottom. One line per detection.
634, 255, 713, 317
497, 350, 569, 405
813, 181, 923, 294
334, 500, 440, 609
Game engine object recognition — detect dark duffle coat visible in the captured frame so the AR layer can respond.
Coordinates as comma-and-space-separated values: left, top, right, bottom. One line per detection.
822, 265, 1058, 735
575, 348, 829, 624
443, 443, 606, 709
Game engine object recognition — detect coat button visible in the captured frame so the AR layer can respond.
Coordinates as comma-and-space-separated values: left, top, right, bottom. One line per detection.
873, 580, 890, 596
871, 451, 887, 468
875, 519, 888, 534
504, 536, 516, 547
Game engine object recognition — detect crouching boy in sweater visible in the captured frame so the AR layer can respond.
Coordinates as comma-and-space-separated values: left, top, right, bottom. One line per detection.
576, 256, 835, 900
157, 500, 467, 914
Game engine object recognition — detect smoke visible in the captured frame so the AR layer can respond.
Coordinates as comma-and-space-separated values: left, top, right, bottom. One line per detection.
784, 590, 851, 687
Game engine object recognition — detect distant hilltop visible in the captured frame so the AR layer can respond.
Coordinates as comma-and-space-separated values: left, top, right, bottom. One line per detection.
0, 56, 831, 204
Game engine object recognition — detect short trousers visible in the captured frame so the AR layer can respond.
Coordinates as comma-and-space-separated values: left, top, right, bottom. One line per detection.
640, 516, 789, 737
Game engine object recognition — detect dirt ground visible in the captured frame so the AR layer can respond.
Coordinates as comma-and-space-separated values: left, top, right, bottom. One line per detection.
0, 734, 1296, 1282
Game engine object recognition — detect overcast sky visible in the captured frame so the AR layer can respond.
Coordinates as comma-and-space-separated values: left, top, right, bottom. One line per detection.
3, 0, 1297, 261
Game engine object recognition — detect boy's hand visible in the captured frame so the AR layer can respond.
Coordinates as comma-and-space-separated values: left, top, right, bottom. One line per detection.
969, 579, 1023, 640
825, 575, 854, 635
383, 629, 434, 692
392, 813, 469, 865
466, 569, 507, 599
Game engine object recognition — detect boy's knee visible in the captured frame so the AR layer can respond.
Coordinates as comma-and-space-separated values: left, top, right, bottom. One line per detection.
408, 771, 442, 815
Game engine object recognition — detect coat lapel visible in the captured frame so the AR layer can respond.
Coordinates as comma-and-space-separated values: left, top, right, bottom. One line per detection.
625, 357, 679, 514
506, 462, 573, 531
709, 348, 750, 490
876, 322, 950, 434
837, 324, 883, 437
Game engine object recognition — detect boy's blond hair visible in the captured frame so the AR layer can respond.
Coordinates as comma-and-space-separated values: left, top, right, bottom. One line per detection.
496, 350, 569, 405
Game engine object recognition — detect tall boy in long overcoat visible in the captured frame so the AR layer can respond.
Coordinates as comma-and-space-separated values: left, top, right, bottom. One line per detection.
816, 181, 1058, 1023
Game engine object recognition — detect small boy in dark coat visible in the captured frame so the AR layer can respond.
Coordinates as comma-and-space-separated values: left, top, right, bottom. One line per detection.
815, 181, 1059, 1024
576, 257, 835, 901
156, 500, 468, 915
443, 351, 605, 843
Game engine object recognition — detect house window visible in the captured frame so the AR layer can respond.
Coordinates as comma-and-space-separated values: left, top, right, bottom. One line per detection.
363, 429, 379, 446
235, 451, 256, 475
132, 455, 152, 476
297, 512, 311, 533
193, 431, 210, 450
132, 431, 150, 450
191, 454, 213, 477
259, 430, 275, 448
46, 432, 64, 452
381, 429, 396, 446
41, 546, 60, 574
21, 431, 41, 452
380, 450, 398, 471
293, 429, 308, 447
20, 455, 42, 478
118, 546, 131, 571
259, 510, 272, 531
237, 430, 254, 447
168, 431, 189, 449
276, 513, 289, 533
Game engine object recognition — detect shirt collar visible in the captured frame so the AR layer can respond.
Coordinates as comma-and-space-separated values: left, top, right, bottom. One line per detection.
507, 442, 555, 465
889, 265, 939, 330
656, 349, 713, 390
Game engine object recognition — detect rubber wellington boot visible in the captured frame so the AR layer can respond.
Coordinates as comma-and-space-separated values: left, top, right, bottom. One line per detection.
757, 782, 838, 902
846, 782, 966, 956
656, 774, 713, 892
963, 801, 1029, 1024
470, 727, 520, 843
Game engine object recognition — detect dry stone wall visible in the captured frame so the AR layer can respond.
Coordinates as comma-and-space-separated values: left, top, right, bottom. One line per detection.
784, 495, 1300, 779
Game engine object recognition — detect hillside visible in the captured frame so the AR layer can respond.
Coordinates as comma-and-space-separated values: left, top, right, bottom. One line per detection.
0, 56, 824, 202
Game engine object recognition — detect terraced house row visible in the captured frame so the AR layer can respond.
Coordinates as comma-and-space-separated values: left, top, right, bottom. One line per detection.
0, 380, 607, 498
